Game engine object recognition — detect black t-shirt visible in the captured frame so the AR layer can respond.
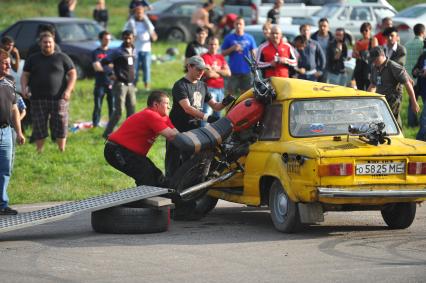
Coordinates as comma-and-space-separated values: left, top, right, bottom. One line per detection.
267, 8, 280, 24
185, 41, 208, 59
23, 52, 74, 100
0, 78, 17, 125
169, 77, 212, 132
58, 1, 71, 17
92, 47, 113, 85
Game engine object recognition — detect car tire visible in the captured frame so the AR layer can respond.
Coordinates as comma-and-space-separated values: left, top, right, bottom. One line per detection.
91, 205, 169, 234
71, 59, 86, 79
269, 180, 301, 233
166, 28, 186, 42
170, 152, 218, 221
381, 202, 416, 229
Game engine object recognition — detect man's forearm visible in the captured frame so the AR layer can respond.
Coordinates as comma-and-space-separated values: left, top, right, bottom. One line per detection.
12, 107, 22, 136
66, 69, 77, 93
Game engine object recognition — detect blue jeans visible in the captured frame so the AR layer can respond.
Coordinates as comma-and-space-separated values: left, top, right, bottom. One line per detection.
93, 83, 114, 127
408, 94, 419, 127
416, 96, 426, 141
203, 87, 224, 118
327, 72, 347, 86
0, 126, 13, 208
135, 51, 151, 85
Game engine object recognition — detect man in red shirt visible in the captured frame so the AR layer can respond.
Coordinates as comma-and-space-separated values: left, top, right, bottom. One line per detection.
374, 17, 393, 47
257, 25, 297, 78
201, 36, 231, 119
104, 90, 178, 187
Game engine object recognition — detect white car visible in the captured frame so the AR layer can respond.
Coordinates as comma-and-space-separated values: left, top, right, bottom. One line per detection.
392, 4, 426, 44
298, 2, 396, 42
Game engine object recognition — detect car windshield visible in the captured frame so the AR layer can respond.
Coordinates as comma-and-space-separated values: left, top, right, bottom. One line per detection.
151, 0, 173, 12
56, 22, 102, 42
289, 98, 398, 137
312, 5, 340, 18
395, 6, 426, 18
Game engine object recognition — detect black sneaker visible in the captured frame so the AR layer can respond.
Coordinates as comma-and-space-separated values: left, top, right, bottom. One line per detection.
0, 207, 18, 215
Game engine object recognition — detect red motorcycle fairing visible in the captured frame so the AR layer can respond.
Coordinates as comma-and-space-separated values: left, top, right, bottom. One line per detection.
226, 98, 265, 132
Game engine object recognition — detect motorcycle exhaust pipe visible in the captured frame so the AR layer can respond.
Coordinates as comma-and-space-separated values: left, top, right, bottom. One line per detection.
179, 170, 237, 198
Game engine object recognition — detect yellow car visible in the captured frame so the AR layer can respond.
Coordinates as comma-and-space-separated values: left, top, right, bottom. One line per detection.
203, 77, 426, 233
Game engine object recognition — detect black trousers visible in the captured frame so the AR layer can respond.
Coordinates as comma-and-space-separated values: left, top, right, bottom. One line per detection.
104, 141, 165, 187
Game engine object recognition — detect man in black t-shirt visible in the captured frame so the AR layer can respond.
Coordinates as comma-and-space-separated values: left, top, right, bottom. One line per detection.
267, 0, 283, 25
21, 33, 76, 153
165, 55, 229, 178
0, 50, 25, 215
184, 27, 208, 62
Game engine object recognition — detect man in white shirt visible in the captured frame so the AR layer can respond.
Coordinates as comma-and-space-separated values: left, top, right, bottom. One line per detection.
124, 5, 157, 90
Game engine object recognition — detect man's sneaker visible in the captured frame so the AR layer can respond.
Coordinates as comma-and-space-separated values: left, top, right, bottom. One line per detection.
0, 207, 18, 215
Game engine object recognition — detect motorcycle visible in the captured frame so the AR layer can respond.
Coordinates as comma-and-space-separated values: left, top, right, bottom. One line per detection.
169, 55, 277, 220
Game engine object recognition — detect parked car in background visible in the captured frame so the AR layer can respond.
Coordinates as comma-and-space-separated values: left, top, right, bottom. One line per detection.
294, 2, 396, 41
223, 0, 322, 25
392, 4, 426, 44
223, 0, 394, 26
0, 17, 121, 79
147, 0, 222, 42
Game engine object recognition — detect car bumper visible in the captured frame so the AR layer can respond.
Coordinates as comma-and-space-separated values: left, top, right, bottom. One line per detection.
318, 187, 426, 198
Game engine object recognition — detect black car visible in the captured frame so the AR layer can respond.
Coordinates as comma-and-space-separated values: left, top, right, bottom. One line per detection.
1, 17, 121, 79
148, 0, 221, 42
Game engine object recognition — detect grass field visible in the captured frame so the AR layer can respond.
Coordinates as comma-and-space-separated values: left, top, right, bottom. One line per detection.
1, 0, 424, 204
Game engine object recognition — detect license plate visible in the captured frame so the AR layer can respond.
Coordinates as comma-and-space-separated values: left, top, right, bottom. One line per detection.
355, 161, 405, 175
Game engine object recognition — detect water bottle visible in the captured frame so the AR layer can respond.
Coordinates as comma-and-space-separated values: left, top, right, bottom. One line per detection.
274, 52, 279, 64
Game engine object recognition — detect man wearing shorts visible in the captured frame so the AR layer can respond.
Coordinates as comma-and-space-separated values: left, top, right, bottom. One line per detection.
21, 33, 76, 152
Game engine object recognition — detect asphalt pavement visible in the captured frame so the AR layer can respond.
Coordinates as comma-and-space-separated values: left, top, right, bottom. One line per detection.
0, 201, 425, 283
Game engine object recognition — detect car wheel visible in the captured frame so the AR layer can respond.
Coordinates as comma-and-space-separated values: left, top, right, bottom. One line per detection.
71, 59, 86, 79
381, 202, 416, 229
91, 205, 169, 234
269, 180, 301, 233
170, 151, 217, 221
166, 28, 186, 42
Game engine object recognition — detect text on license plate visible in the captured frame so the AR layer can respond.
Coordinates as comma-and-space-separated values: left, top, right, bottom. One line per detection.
355, 162, 405, 175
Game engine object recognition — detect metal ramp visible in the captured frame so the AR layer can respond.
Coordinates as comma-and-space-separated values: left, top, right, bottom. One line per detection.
0, 185, 168, 233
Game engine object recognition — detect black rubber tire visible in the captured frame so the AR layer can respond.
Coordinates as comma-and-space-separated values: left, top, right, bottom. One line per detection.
170, 152, 218, 221
269, 180, 301, 233
166, 28, 186, 42
172, 195, 218, 221
91, 205, 169, 234
381, 202, 416, 229
71, 59, 86, 79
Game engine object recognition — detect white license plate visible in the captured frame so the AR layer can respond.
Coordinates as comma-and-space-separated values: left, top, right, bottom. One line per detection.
355, 162, 405, 175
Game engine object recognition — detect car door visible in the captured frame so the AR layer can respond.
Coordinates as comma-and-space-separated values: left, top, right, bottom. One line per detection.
164, 2, 202, 41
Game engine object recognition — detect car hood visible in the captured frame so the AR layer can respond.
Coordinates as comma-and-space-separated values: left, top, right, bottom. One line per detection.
252, 137, 426, 158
